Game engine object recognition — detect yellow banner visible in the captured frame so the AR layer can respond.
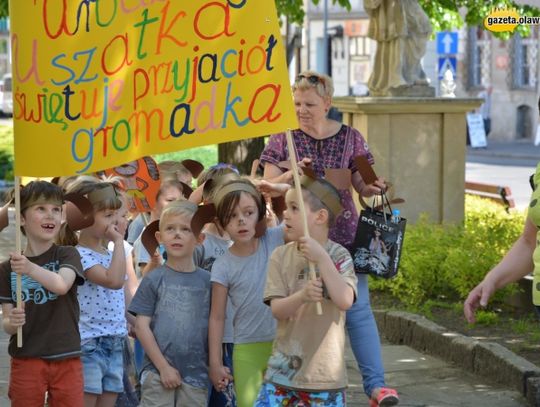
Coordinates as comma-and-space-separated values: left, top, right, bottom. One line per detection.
11, 0, 298, 176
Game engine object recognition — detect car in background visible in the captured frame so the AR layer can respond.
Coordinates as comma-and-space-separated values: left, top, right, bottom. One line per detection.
0, 73, 12, 116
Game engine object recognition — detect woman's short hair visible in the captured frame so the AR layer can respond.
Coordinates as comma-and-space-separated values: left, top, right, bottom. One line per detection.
293, 70, 334, 99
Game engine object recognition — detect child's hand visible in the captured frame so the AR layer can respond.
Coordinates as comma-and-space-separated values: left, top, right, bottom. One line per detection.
298, 237, 326, 264
105, 224, 123, 243
255, 179, 291, 197
9, 304, 25, 327
159, 364, 182, 389
9, 253, 33, 276
301, 278, 323, 303
210, 364, 233, 392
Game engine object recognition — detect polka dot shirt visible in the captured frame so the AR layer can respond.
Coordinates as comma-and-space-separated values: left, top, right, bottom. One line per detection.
76, 246, 127, 341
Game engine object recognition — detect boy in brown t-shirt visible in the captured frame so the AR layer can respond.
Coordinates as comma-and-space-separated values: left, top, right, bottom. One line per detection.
0, 181, 84, 406
256, 176, 357, 406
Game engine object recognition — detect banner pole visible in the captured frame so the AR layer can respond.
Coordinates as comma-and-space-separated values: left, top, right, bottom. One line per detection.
14, 177, 23, 347
285, 130, 323, 315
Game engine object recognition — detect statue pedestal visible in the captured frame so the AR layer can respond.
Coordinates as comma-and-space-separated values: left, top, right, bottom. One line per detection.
333, 96, 482, 223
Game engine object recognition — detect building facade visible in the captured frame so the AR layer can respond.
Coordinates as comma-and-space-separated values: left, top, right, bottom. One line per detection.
301, 1, 540, 142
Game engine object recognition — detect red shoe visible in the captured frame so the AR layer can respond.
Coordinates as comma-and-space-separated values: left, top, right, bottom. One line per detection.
369, 387, 399, 407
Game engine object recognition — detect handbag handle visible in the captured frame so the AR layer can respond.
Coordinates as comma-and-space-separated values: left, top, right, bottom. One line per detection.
370, 191, 394, 223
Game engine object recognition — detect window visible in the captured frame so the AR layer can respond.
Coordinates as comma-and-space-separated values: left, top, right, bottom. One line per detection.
511, 28, 538, 89
349, 36, 370, 57
466, 27, 491, 89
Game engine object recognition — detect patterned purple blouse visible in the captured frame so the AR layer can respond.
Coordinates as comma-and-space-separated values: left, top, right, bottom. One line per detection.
260, 125, 374, 250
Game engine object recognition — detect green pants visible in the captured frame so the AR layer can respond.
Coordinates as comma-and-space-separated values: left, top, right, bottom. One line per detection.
233, 342, 273, 407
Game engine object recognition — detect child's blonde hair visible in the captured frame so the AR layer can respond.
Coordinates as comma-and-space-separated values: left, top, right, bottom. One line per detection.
159, 201, 198, 233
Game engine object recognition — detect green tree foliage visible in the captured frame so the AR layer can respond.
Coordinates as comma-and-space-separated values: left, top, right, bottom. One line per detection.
276, 0, 540, 39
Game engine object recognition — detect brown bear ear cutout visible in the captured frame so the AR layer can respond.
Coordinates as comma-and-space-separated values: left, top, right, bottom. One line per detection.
270, 196, 286, 223
254, 218, 267, 238
141, 220, 160, 256
354, 156, 378, 185
191, 203, 216, 238
0, 199, 12, 232
51, 177, 60, 185
181, 159, 204, 178
324, 168, 352, 190
180, 182, 194, 200
64, 193, 95, 231
302, 166, 317, 180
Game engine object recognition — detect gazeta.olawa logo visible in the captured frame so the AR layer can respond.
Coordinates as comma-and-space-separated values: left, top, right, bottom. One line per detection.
484, 7, 540, 33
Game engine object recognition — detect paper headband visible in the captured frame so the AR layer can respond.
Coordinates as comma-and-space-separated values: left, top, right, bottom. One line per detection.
278, 161, 352, 190
299, 174, 343, 217
212, 181, 260, 209
87, 184, 120, 206
141, 203, 217, 255
0, 192, 95, 233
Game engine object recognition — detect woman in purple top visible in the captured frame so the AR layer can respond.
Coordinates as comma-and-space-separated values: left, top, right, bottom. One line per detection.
260, 71, 399, 407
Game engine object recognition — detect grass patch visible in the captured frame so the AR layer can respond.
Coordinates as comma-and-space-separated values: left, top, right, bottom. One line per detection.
0, 125, 13, 158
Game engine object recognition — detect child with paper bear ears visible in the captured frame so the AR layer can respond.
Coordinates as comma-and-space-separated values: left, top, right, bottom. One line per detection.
255, 175, 358, 406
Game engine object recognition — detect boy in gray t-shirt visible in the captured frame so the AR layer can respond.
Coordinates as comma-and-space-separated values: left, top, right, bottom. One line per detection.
129, 201, 210, 406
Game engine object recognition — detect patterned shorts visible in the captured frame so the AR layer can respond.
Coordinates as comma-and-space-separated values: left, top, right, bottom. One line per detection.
255, 382, 346, 406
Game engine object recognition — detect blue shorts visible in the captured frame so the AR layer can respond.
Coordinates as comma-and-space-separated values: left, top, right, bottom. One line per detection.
255, 382, 346, 406
81, 335, 124, 394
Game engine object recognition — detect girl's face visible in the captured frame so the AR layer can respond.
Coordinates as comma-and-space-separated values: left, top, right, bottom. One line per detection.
293, 87, 331, 129
155, 186, 183, 215
85, 208, 118, 241
223, 192, 259, 243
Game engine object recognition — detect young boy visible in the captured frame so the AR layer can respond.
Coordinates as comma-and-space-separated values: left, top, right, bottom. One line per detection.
0, 180, 84, 406
255, 175, 358, 406
128, 200, 211, 406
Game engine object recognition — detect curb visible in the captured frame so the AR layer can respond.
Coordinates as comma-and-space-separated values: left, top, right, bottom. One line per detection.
467, 150, 540, 161
373, 310, 540, 406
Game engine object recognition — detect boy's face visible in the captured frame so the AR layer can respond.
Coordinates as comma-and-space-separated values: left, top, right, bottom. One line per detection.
156, 213, 200, 259
21, 203, 62, 242
283, 189, 318, 241
223, 192, 259, 243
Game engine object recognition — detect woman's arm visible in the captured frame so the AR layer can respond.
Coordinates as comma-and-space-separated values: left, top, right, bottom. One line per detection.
464, 217, 537, 323
352, 171, 387, 198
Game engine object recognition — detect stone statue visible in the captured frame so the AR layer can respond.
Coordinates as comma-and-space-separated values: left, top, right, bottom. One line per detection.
440, 69, 456, 98
364, 0, 434, 97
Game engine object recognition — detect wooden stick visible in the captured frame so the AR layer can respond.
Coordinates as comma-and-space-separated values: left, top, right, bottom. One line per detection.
14, 177, 22, 347
285, 129, 323, 315
250, 159, 259, 179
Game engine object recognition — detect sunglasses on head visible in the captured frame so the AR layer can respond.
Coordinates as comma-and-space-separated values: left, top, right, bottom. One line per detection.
296, 74, 322, 85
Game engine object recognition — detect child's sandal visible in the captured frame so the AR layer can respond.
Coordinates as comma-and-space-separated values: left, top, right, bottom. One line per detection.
369, 387, 399, 407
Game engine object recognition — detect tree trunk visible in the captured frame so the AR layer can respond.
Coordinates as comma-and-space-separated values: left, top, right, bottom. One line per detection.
217, 137, 266, 176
